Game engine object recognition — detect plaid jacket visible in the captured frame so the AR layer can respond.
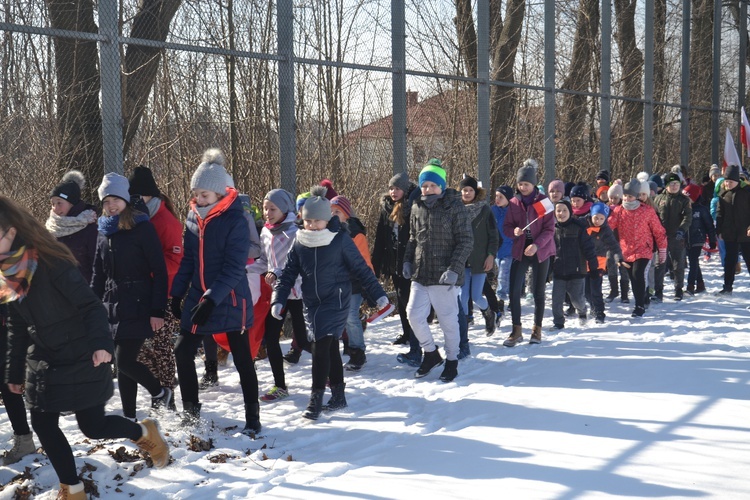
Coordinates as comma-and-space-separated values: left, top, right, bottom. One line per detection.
404, 189, 474, 286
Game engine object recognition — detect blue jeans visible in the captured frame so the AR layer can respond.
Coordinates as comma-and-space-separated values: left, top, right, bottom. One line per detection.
495, 256, 512, 300
460, 268, 488, 314
457, 294, 469, 354
346, 293, 365, 351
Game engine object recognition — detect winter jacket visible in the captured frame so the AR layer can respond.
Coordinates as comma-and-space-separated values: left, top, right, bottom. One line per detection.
503, 188, 556, 263
238, 193, 262, 261
343, 216, 374, 297
608, 203, 667, 262
170, 188, 253, 335
372, 185, 416, 278
91, 217, 168, 340
6, 259, 114, 412
491, 204, 513, 259
148, 201, 184, 292
584, 216, 622, 271
652, 191, 692, 239
464, 202, 499, 272
51, 201, 99, 285
716, 184, 750, 243
553, 217, 599, 280
404, 189, 474, 287
688, 203, 717, 249
247, 212, 302, 300
271, 217, 386, 341
0, 304, 7, 377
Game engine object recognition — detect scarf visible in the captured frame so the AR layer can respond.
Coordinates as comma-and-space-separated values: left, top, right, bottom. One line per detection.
572, 200, 593, 217
265, 212, 297, 235
195, 200, 219, 220
421, 191, 445, 209
0, 246, 38, 304
520, 188, 538, 208
296, 228, 337, 248
463, 201, 484, 222
45, 208, 97, 238
623, 200, 641, 211
97, 212, 150, 236
145, 197, 162, 218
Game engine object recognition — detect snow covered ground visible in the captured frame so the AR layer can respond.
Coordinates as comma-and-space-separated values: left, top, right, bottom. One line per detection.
2, 255, 750, 499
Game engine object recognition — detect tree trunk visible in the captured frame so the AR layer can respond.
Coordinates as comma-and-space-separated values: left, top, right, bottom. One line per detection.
652, 0, 667, 169
455, 0, 478, 81
689, 0, 714, 170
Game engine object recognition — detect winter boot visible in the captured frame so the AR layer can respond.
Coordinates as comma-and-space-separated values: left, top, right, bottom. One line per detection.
57, 482, 86, 500
495, 299, 505, 329
397, 349, 422, 367
594, 311, 606, 324
323, 383, 347, 412
345, 348, 367, 371
302, 389, 325, 420
216, 346, 229, 366
150, 387, 173, 414
674, 288, 683, 301
181, 401, 202, 427
696, 278, 706, 293
481, 307, 496, 336
241, 403, 262, 436
199, 360, 219, 390
415, 349, 444, 378
503, 324, 523, 347
439, 359, 458, 382
2, 432, 36, 465
392, 333, 409, 345
529, 325, 542, 344
621, 279, 630, 303
605, 278, 618, 303
283, 346, 302, 364
631, 306, 646, 317
134, 419, 170, 468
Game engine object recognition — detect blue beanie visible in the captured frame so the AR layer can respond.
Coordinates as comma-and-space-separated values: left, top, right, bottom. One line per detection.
590, 202, 610, 219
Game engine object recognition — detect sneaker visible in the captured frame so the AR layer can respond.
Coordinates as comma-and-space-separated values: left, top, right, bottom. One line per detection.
564, 305, 576, 317
594, 312, 606, 324
631, 306, 645, 318
457, 347, 471, 360
716, 288, 732, 296
674, 288, 683, 301
620, 297, 630, 304
397, 350, 422, 367
283, 347, 301, 364
651, 293, 663, 304
549, 323, 564, 331
260, 386, 290, 402
392, 333, 409, 345
151, 387, 173, 412
415, 349, 444, 378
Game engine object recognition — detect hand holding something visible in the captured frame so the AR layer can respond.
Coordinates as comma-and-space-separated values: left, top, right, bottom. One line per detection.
265, 273, 277, 286
513, 227, 524, 237
376, 296, 389, 309
92, 349, 111, 367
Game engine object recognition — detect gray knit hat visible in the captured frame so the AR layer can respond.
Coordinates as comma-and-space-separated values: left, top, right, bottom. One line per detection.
607, 183, 623, 200
516, 159, 538, 184
708, 164, 721, 178
191, 148, 229, 195
301, 185, 332, 221
264, 188, 295, 215
98, 173, 131, 203
622, 178, 641, 198
389, 172, 411, 193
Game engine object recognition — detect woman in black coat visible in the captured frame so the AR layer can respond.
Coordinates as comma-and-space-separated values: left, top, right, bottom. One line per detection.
1, 196, 168, 498
91, 174, 171, 421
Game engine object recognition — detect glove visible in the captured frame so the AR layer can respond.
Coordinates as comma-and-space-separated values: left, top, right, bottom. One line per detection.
190, 297, 215, 326
658, 248, 667, 265
170, 297, 183, 320
402, 262, 413, 280
675, 230, 685, 241
271, 303, 284, 320
439, 270, 458, 286
376, 296, 389, 309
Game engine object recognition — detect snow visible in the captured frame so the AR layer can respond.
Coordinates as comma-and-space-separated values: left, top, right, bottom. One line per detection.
3, 256, 750, 499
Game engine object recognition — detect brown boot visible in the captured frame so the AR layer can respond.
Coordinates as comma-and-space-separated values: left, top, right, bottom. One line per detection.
503, 324, 523, 347
134, 419, 170, 468
529, 325, 542, 344
57, 482, 86, 499
736, 262, 742, 275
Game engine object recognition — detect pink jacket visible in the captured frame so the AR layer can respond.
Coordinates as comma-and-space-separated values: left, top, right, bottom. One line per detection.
502, 190, 556, 263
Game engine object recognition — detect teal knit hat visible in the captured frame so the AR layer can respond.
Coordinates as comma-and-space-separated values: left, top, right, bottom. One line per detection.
418, 158, 447, 191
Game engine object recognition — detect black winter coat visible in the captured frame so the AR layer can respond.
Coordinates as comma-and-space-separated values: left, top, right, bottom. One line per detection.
55, 202, 99, 284
716, 185, 750, 243
553, 218, 598, 280
6, 259, 114, 412
91, 218, 168, 340
371, 186, 416, 279
688, 203, 717, 249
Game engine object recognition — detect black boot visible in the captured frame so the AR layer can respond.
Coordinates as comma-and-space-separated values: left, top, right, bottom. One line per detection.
392, 333, 409, 345
415, 349, 443, 378
439, 359, 458, 382
323, 383, 347, 412
344, 348, 367, 371
303, 389, 325, 420
181, 401, 202, 427
199, 360, 219, 390
481, 307, 496, 336
605, 278, 618, 303
242, 403, 262, 436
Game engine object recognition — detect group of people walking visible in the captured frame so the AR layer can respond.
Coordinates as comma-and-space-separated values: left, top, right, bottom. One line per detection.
2, 151, 748, 498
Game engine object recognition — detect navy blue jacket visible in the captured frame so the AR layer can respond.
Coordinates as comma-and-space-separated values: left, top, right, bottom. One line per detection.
272, 217, 386, 341
553, 217, 598, 280
171, 189, 253, 335
92, 217, 168, 340
688, 203, 717, 249
55, 202, 99, 284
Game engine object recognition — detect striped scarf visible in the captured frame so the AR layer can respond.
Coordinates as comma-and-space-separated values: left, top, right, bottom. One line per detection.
0, 246, 38, 303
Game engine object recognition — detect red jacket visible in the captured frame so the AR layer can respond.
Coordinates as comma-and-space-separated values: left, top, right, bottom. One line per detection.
150, 202, 184, 292
608, 203, 667, 262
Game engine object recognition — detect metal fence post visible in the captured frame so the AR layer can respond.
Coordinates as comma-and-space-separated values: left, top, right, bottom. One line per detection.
680, 0, 690, 168
644, 0, 654, 174
477, 0, 490, 188
712, 0, 721, 163
99, 0, 123, 174
392, 0, 407, 175
277, 0, 296, 194
601, 0, 612, 175
544, 0, 556, 185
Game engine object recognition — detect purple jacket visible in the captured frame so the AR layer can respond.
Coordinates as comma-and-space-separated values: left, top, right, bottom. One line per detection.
502, 189, 556, 263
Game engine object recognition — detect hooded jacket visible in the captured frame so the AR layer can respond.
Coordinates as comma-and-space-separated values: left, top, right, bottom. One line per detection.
553, 216, 598, 280
608, 203, 668, 262
372, 184, 416, 278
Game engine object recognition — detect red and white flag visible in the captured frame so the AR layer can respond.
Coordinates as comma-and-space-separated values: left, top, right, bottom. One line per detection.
532, 198, 554, 219
724, 128, 742, 168
741, 107, 750, 155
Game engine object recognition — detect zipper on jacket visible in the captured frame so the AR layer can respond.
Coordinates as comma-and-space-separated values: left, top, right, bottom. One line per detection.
241, 298, 247, 333
338, 288, 342, 309
230, 290, 237, 307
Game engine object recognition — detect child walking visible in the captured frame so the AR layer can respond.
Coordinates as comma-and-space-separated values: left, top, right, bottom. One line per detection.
2, 196, 168, 500
683, 183, 716, 294
271, 186, 389, 420
585, 202, 622, 323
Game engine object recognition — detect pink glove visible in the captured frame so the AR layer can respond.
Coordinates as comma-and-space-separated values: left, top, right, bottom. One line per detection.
658, 248, 667, 264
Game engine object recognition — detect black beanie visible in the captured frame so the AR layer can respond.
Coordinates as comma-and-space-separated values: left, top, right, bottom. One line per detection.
128, 165, 161, 197
50, 170, 85, 206
725, 164, 741, 183
569, 182, 590, 200
595, 170, 610, 184
459, 175, 479, 192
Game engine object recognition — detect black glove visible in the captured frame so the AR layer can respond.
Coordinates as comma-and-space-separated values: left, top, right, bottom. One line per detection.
170, 297, 183, 320
190, 297, 215, 326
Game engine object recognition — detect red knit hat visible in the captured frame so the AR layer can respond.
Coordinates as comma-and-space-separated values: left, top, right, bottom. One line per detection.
682, 183, 701, 203
330, 195, 352, 218
320, 179, 338, 200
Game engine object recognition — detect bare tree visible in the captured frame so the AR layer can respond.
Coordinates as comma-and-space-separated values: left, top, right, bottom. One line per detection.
613, 0, 643, 171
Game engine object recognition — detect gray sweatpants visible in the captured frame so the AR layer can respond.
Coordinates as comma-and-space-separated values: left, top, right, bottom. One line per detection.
406, 282, 460, 361
551, 277, 587, 326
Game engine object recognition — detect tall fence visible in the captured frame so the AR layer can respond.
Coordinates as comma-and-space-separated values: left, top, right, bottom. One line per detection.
0, 0, 744, 224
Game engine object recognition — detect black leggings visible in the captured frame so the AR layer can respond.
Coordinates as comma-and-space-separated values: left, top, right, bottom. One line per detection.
264, 299, 308, 390
115, 338, 162, 419
175, 329, 258, 406
625, 258, 650, 308
31, 404, 141, 485
509, 255, 550, 327
311, 336, 344, 391
0, 383, 30, 435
